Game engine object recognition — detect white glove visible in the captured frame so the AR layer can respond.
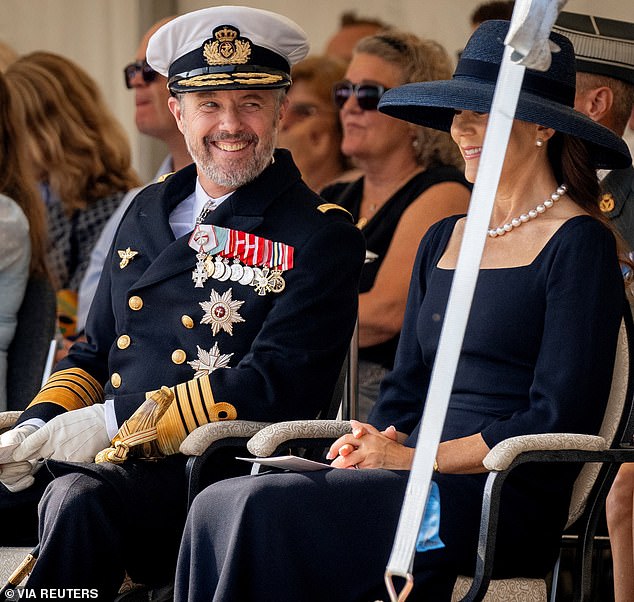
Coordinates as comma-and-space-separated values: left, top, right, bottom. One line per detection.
0, 460, 40, 492
0, 424, 40, 492
0, 423, 39, 463
13, 405, 110, 463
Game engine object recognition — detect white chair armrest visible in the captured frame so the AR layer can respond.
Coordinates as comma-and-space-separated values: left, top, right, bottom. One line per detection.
483, 433, 607, 471
247, 420, 352, 457
179, 420, 271, 456
0, 411, 21, 433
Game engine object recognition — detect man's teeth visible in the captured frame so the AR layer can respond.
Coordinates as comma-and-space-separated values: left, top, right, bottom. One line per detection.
216, 141, 249, 151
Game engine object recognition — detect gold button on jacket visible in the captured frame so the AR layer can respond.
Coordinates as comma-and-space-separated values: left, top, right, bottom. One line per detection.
128, 296, 143, 310
171, 349, 187, 364
111, 373, 122, 388
117, 335, 131, 349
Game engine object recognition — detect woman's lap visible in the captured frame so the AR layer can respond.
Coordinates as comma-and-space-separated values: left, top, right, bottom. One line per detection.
179, 466, 569, 601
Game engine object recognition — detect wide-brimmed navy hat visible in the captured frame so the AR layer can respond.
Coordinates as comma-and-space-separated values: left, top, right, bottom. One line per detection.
379, 20, 631, 169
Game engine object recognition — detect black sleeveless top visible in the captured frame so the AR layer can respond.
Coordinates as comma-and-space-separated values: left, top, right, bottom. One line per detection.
321, 165, 470, 368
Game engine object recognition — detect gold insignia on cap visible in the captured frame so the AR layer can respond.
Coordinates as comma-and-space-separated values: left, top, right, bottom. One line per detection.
118, 248, 138, 269
204, 26, 251, 66
599, 193, 615, 213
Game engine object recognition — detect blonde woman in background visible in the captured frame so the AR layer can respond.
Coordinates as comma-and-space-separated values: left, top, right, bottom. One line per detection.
321, 31, 471, 417
5, 52, 141, 337
0, 71, 49, 410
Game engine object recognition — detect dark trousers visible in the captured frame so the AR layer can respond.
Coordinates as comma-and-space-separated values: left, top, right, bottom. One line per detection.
21, 457, 188, 601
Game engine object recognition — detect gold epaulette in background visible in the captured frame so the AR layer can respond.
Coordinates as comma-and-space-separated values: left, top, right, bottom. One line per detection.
29, 368, 104, 411
156, 171, 174, 183
317, 203, 353, 221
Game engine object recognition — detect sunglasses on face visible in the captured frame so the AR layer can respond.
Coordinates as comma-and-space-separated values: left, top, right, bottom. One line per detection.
123, 60, 158, 89
332, 81, 389, 111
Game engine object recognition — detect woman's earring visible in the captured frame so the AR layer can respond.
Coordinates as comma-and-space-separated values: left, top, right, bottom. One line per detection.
536, 139, 544, 148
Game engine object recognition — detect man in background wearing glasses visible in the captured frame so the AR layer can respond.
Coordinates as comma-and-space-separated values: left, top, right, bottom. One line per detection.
71, 17, 193, 341
0, 6, 364, 597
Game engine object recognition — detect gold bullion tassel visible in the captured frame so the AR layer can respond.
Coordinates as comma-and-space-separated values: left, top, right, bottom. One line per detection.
95, 386, 174, 463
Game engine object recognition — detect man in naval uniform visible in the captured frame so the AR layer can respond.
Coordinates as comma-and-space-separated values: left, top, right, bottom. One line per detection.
0, 6, 365, 597
554, 13, 634, 247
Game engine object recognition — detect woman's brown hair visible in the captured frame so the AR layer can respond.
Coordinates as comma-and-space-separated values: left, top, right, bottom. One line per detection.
0, 71, 48, 277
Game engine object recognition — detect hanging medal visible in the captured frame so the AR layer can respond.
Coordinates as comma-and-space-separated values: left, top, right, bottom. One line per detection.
190, 225, 217, 288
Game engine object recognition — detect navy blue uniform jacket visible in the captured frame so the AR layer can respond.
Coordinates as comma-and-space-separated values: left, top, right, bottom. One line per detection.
21, 150, 365, 429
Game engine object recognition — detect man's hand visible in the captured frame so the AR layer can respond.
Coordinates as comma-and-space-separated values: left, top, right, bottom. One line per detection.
13, 405, 110, 463
0, 424, 40, 492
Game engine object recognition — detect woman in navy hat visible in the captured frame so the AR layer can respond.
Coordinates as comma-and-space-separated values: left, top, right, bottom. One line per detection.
175, 21, 632, 601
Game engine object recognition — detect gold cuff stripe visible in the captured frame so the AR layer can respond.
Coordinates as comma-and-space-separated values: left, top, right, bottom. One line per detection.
44, 369, 102, 400
188, 379, 208, 427
175, 382, 198, 434
155, 375, 236, 455
29, 369, 104, 411
156, 402, 187, 456
199, 376, 216, 418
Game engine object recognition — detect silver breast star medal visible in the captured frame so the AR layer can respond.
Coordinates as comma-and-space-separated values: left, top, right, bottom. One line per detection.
200, 288, 245, 336
188, 343, 234, 378
118, 248, 138, 269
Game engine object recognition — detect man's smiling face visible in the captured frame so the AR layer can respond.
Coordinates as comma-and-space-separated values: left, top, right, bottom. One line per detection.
169, 89, 287, 197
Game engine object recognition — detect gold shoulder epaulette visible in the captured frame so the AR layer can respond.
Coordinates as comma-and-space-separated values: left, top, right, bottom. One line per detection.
317, 203, 353, 221
156, 172, 174, 183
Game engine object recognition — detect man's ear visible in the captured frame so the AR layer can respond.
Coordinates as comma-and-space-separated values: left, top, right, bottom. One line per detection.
574, 86, 614, 124
168, 96, 185, 134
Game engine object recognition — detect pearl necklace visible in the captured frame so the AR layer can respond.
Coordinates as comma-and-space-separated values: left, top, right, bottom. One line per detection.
488, 184, 567, 238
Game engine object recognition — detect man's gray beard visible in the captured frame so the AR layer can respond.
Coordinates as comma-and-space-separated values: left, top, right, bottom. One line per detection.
187, 133, 276, 189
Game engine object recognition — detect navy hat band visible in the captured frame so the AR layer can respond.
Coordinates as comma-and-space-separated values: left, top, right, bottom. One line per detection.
454, 59, 576, 107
